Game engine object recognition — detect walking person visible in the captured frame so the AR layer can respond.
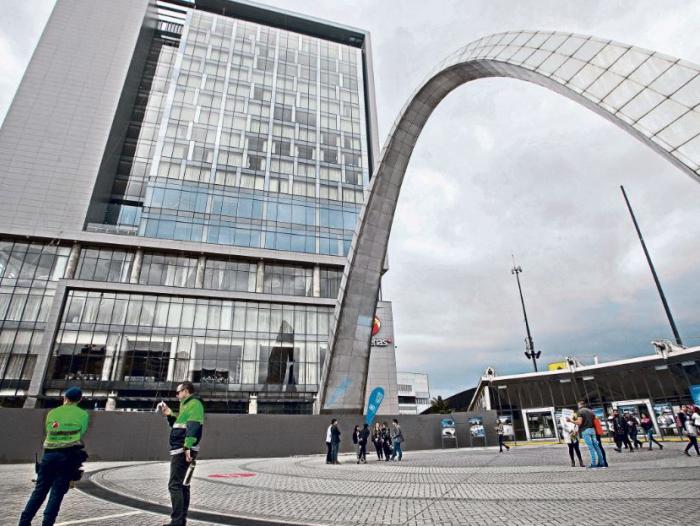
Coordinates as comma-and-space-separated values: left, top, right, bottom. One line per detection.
330, 419, 341, 464
159, 381, 204, 526
560, 415, 583, 467
371, 422, 384, 461
677, 406, 688, 441
358, 424, 370, 464
496, 420, 510, 452
640, 413, 663, 450
575, 400, 605, 468
380, 422, 392, 461
610, 409, 633, 452
19, 387, 89, 526
325, 420, 333, 464
390, 419, 404, 461
627, 414, 643, 448
684, 406, 700, 456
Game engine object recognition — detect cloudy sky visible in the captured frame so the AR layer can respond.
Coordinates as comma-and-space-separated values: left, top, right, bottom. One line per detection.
3, 1, 700, 399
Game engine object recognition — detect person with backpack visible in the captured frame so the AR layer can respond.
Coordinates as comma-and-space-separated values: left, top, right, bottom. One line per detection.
574, 401, 605, 468
593, 413, 609, 468
610, 409, 633, 452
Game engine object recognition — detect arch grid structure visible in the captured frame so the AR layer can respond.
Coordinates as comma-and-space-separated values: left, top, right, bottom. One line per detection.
318, 30, 700, 413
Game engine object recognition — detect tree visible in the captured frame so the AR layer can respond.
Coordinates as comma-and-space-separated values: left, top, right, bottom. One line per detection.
430, 396, 451, 414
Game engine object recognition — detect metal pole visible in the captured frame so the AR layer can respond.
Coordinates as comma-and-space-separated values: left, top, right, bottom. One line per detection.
620, 186, 683, 346
511, 258, 539, 371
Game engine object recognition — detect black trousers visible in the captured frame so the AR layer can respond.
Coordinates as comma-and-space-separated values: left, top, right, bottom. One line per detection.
595, 435, 608, 466
614, 433, 633, 450
382, 441, 392, 460
685, 435, 699, 455
169, 452, 196, 526
326, 442, 332, 463
498, 434, 509, 451
567, 441, 583, 464
373, 440, 383, 459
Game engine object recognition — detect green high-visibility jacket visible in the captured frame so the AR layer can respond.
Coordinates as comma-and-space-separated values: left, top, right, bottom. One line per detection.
44, 403, 89, 449
167, 395, 204, 453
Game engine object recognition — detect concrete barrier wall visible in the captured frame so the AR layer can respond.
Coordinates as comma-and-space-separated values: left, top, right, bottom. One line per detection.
1, 409, 498, 463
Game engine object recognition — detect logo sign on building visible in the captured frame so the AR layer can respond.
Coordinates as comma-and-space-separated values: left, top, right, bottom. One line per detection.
372, 316, 381, 336
365, 387, 385, 425
371, 337, 392, 347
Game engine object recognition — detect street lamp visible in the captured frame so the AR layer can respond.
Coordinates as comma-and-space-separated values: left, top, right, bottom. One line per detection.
511, 258, 541, 372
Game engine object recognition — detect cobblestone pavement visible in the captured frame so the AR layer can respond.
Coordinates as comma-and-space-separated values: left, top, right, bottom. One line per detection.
2, 444, 699, 525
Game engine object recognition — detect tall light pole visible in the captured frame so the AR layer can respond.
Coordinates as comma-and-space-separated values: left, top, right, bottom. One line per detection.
511, 257, 541, 372
620, 185, 683, 346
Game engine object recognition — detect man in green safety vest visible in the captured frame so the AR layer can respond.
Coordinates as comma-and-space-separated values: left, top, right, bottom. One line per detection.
159, 381, 204, 526
19, 386, 89, 526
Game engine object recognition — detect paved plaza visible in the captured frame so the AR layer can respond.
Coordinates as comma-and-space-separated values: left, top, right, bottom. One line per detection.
2, 443, 699, 525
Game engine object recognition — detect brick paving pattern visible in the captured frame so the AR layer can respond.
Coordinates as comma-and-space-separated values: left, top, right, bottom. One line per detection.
2, 444, 698, 525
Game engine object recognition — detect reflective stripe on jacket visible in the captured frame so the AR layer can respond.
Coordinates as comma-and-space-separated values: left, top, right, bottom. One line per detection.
167, 395, 204, 454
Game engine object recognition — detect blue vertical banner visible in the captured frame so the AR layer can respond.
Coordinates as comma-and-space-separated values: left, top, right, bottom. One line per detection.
365, 387, 385, 425
690, 385, 700, 407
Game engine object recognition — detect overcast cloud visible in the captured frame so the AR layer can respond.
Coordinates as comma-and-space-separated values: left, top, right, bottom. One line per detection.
2, 1, 699, 399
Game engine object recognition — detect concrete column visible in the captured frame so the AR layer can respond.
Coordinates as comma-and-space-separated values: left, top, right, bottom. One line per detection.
64, 243, 81, 279
105, 392, 117, 411
248, 394, 258, 414
195, 255, 206, 288
255, 261, 264, 293
129, 248, 143, 284
312, 265, 321, 297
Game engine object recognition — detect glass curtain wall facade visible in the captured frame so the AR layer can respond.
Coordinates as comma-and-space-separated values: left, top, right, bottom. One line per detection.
0, 0, 375, 413
98, 9, 369, 258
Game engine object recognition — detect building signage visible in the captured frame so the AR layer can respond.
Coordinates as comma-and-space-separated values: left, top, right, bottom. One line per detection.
371, 337, 392, 347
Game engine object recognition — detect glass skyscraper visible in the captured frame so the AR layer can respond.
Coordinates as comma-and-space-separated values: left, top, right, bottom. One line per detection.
0, 0, 379, 413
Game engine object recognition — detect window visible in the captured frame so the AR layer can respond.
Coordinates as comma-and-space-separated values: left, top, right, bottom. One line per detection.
319, 268, 342, 298
263, 264, 312, 296
139, 253, 197, 288
203, 259, 256, 292
75, 248, 134, 283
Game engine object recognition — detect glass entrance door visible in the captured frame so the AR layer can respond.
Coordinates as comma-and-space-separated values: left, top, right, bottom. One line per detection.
522, 407, 556, 440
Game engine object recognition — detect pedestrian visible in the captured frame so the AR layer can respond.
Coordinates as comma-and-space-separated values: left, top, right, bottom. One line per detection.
560, 415, 583, 467
325, 420, 333, 464
358, 423, 370, 463
676, 405, 688, 440
640, 413, 663, 450
574, 400, 605, 468
496, 420, 510, 452
19, 387, 89, 526
330, 418, 341, 464
626, 414, 643, 448
380, 422, 392, 461
683, 407, 700, 456
390, 419, 404, 461
371, 422, 383, 460
159, 381, 204, 526
593, 415, 609, 468
352, 425, 360, 463
610, 409, 633, 452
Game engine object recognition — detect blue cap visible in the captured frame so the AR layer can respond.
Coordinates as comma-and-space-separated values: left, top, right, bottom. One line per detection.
64, 387, 82, 402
